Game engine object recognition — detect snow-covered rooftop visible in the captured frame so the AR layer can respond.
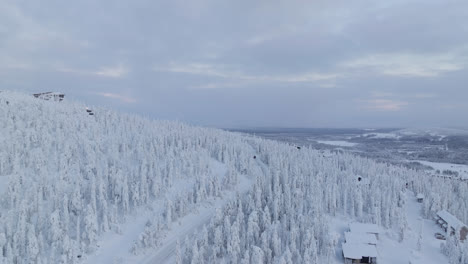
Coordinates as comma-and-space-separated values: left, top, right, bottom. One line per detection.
437, 210, 466, 230
345, 232, 378, 245
349, 222, 380, 234
342, 243, 378, 259
416, 193, 424, 199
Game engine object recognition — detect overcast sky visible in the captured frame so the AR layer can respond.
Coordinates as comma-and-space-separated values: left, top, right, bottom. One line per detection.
1, 0, 467, 128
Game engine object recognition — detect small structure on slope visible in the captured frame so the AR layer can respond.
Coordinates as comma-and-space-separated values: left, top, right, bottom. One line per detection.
86, 108, 94, 116
436, 210, 468, 241
416, 193, 424, 203
342, 243, 378, 264
33, 92, 65, 102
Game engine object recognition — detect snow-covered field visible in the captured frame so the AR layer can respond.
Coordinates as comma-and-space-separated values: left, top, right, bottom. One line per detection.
414, 160, 468, 179
316, 140, 358, 147
398, 127, 468, 137
84, 162, 258, 264
362, 132, 401, 139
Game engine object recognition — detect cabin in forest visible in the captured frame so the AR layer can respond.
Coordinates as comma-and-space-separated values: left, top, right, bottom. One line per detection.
342, 243, 378, 264
436, 210, 468, 241
343, 223, 380, 263
33, 92, 65, 102
416, 193, 424, 203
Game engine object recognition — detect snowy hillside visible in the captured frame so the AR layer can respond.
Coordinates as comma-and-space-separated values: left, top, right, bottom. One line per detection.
0, 91, 260, 263
0, 91, 466, 264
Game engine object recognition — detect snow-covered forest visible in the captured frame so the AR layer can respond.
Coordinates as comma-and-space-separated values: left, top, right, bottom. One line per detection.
0, 91, 466, 264
0, 91, 258, 263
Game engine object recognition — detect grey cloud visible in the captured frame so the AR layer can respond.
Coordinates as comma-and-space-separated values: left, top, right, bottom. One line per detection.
1, 0, 468, 128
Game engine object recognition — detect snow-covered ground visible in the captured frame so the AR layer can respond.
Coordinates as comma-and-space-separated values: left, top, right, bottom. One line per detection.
362, 132, 401, 139
414, 160, 468, 179
316, 140, 358, 147
360, 127, 468, 140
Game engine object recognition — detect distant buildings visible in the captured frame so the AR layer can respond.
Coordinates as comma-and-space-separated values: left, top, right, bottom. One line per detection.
436, 210, 468, 241
33, 92, 65, 102
342, 222, 380, 264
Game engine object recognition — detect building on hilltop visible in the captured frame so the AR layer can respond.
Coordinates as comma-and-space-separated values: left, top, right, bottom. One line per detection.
33, 92, 65, 102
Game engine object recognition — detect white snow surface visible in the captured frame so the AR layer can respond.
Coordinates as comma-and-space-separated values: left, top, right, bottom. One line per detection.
398, 127, 468, 136
413, 160, 468, 179
362, 132, 401, 139
342, 243, 378, 259
344, 232, 377, 245
316, 140, 358, 147
348, 222, 380, 234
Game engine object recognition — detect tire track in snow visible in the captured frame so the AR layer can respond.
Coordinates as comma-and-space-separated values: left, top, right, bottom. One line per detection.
142, 154, 267, 263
